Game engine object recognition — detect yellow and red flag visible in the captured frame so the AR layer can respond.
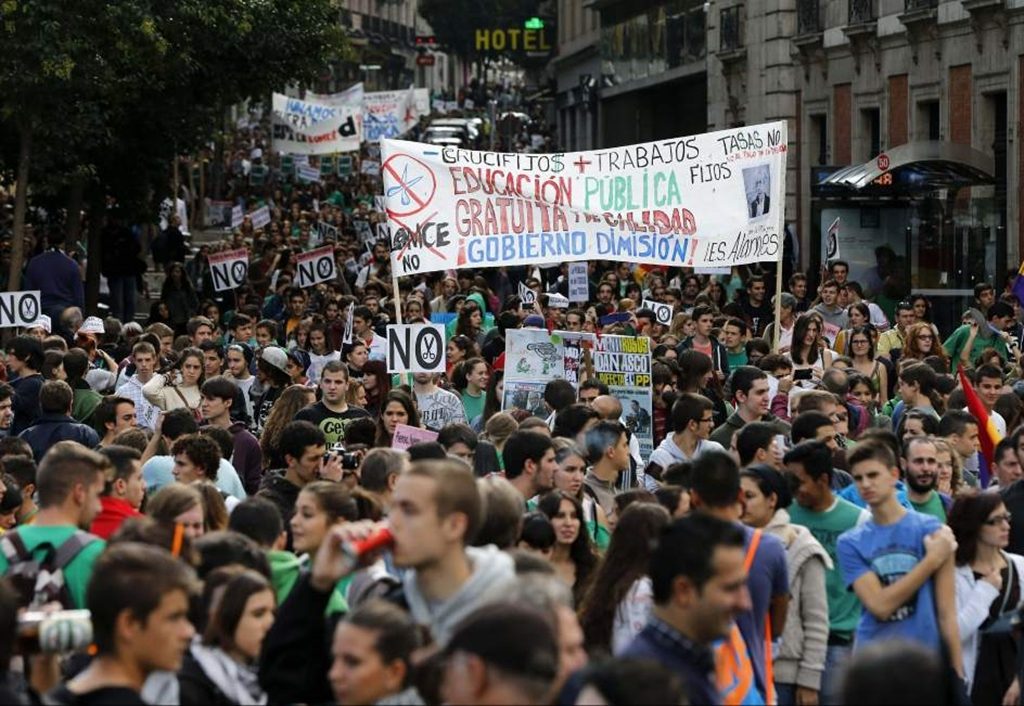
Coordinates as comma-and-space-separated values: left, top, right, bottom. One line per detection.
958, 364, 1002, 486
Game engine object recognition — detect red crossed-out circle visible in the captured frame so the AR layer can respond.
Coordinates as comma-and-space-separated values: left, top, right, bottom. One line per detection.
382, 154, 437, 218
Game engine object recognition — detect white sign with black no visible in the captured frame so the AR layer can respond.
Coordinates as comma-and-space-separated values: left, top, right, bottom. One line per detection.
208, 249, 249, 292
295, 245, 337, 288
642, 299, 674, 326
387, 324, 446, 374
0, 291, 41, 328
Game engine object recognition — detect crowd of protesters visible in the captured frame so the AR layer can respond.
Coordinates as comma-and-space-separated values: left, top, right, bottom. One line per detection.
3, 104, 1024, 706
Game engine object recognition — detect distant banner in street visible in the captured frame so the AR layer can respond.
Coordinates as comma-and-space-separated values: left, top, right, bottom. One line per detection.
387, 323, 446, 374
209, 249, 249, 292
295, 245, 336, 288
381, 121, 788, 274
363, 87, 426, 143
271, 93, 359, 155
593, 335, 653, 462
0, 291, 41, 328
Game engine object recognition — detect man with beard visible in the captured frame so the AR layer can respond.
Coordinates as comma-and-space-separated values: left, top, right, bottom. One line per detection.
903, 436, 951, 521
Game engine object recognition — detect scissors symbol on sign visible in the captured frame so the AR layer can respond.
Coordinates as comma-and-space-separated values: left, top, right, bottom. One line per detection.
386, 164, 424, 207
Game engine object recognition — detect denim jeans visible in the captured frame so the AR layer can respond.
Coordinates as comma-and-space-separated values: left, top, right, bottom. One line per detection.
820, 643, 853, 705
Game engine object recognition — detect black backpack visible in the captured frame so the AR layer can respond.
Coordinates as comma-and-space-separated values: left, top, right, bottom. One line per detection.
0, 529, 99, 609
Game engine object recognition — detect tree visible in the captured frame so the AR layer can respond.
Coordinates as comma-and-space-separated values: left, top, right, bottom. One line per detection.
0, 0, 346, 307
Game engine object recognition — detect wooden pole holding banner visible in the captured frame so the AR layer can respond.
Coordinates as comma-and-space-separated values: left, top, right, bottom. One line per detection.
771, 122, 789, 353
390, 265, 412, 388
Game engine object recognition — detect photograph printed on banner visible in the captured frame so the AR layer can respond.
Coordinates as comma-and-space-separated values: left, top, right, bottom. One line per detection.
615, 386, 654, 461
501, 381, 548, 418
743, 164, 772, 220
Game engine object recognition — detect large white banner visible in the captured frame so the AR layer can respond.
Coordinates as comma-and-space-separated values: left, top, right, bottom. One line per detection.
363, 88, 427, 143
381, 121, 788, 275
271, 93, 360, 155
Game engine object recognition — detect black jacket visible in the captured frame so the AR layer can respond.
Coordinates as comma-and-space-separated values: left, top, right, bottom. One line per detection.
259, 573, 334, 705
178, 651, 235, 706
256, 471, 300, 547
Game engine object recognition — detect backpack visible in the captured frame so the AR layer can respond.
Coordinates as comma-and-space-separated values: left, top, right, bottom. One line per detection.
0, 530, 99, 609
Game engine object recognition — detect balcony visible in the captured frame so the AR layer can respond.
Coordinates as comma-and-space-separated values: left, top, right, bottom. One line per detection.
848, 0, 876, 27
899, 0, 938, 63
600, 3, 707, 89
719, 6, 742, 52
796, 0, 822, 37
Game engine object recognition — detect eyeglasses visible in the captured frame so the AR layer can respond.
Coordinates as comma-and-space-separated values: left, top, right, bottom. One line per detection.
917, 334, 933, 340
851, 339, 869, 345
698, 416, 715, 424
985, 513, 1013, 526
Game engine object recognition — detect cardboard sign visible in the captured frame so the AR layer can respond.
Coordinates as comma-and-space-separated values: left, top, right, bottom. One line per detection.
391, 423, 439, 451
568, 262, 589, 302
519, 282, 536, 306
208, 249, 249, 292
230, 205, 244, 229
642, 299, 674, 326
387, 323, 446, 373
547, 292, 569, 308
250, 205, 271, 230
297, 164, 321, 183
0, 291, 41, 328
343, 303, 354, 345
295, 245, 337, 288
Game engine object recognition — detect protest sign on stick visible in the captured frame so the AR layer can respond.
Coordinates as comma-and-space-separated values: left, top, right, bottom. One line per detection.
642, 300, 674, 326
295, 246, 336, 288
0, 291, 41, 328
387, 324, 446, 374
208, 249, 249, 292
568, 262, 589, 302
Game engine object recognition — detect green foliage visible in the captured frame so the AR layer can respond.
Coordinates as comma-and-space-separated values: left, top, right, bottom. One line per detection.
0, 0, 346, 220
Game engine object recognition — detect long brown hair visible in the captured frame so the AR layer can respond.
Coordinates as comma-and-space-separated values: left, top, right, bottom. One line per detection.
578, 503, 671, 650
260, 385, 316, 468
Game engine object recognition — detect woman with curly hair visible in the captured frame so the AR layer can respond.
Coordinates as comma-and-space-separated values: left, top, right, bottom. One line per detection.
537, 490, 600, 605
902, 321, 950, 370
260, 385, 317, 470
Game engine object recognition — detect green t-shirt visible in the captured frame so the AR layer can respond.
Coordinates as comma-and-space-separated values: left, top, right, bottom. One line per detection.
726, 349, 748, 370
0, 526, 106, 609
788, 498, 867, 638
943, 324, 1010, 371
461, 390, 485, 424
910, 491, 947, 522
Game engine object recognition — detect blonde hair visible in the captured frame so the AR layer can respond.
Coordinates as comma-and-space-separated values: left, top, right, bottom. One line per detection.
484, 412, 518, 450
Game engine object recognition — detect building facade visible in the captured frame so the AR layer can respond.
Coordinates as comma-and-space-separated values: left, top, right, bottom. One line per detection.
336, 0, 452, 94
706, 0, 1023, 325
554, 0, 602, 150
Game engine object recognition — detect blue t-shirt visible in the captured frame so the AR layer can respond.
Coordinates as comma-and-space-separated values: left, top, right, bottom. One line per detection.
839, 479, 912, 510
143, 455, 247, 500
837, 509, 942, 649
737, 524, 789, 699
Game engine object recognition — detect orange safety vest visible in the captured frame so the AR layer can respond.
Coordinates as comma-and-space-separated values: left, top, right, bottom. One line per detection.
715, 528, 776, 705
